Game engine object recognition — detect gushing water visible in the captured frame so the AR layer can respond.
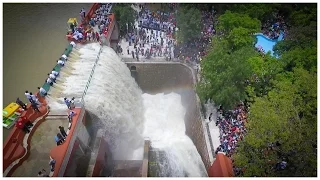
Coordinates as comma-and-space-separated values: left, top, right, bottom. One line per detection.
84, 44, 145, 160
47, 43, 145, 160
46, 42, 207, 176
143, 93, 207, 177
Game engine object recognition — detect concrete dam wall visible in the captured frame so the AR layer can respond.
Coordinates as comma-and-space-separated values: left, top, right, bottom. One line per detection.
126, 62, 211, 170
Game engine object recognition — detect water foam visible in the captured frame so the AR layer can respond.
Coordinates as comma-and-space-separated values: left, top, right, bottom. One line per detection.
84, 45, 145, 160
46, 43, 207, 176
143, 93, 207, 177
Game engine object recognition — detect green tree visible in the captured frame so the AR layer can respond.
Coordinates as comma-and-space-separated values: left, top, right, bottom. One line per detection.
229, 4, 280, 21
289, 4, 317, 27
246, 54, 284, 98
112, 4, 136, 37
176, 6, 202, 43
227, 27, 255, 50
197, 10, 261, 108
217, 10, 261, 36
196, 3, 317, 177
197, 45, 258, 109
234, 68, 317, 177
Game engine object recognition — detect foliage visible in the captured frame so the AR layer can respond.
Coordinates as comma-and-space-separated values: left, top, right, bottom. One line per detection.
246, 54, 284, 98
197, 45, 258, 109
176, 6, 202, 43
195, 3, 317, 177
273, 21, 317, 56
112, 4, 136, 37
228, 4, 280, 21
217, 10, 261, 36
234, 68, 317, 177
197, 11, 261, 109
288, 4, 317, 27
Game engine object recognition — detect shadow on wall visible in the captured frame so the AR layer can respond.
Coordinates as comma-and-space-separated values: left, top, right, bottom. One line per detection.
126, 63, 211, 170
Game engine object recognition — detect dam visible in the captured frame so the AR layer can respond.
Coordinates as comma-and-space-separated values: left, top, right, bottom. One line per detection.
3, 3, 231, 177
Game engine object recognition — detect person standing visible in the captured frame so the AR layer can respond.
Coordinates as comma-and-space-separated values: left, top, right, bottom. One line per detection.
49, 157, 56, 172
21, 116, 33, 128
16, 97, 27, 110
57, 133, 65, 142
16, 119, 30, 133
46, 78, 54, 86
54, 135, 62, 146
57, 60, 65, 66
38, 87, 48, 96
81, 8, 86, 18
24, 91, 32, 102
64, 98, 71, 109
96, 32, 100, 42
208, 113, 213, 122
92, 31, 96, 41
47, 73, 57, 83
31, 101, 41, 112
70, 41, 76, 47
51, 69, 59, 76
61, 54, 68, 61
38, 169, 48, 177
59, 126, 68, 138
127, 45, 130, 55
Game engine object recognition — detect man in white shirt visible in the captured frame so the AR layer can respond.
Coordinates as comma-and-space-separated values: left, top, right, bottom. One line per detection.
73, 34, 79, 41
78, 33, 83, 40
25, 91, 32, 102
46, 78, 54, 86
47, 73, 56, 83
51, 68, 59, 76
29, 92, 41, 105
70, 41, 76, 47
38, 87, 47, 96
57, 60, 65, 66
61, 54, 68, 61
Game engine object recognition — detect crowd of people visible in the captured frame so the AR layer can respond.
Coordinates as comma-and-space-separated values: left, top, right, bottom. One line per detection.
174, 9, 216, 66
11, 41, 80, 176
138, 4, 177, 37
119, 4, 178, 61
214, 103, 248, 157
261, 13, 287, 40
67, 3, 113, 44
122, 28, 176, 61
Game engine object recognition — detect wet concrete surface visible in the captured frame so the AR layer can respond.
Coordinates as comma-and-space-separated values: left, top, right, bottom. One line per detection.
11, 118, 69, 177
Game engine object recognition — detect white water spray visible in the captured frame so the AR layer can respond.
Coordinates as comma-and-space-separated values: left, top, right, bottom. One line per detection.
143, 93, 207, 177
46, 42, 207, 176
84, 44, 145, 160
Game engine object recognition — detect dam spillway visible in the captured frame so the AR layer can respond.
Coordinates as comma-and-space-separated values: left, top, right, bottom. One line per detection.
44, 43, 211, 176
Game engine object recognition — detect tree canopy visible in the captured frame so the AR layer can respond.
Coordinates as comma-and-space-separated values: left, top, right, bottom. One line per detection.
196, 3, 317, 177
197, 11, 260, 109
176, 6, 202, 43
112, 4, 136, 37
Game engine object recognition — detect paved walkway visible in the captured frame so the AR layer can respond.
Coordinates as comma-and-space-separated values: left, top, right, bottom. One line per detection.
11, 118, 69, 177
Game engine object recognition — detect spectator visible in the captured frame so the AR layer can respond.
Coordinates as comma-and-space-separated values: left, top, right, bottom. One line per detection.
64, 97, 71, 109
59, 126, 68, 138
16, 97, 27, 110
31, 101, 41, 113
54, 135, 63, 146
16, 119, 30, 133
38, 169, 48, 177
21, 116, 33, 128
49, 157, 56, 172
38, 87, 48, 96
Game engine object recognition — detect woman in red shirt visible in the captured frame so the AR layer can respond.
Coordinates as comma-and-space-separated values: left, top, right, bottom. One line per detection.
21, 116, 33, 128
15, 119, 30, 133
